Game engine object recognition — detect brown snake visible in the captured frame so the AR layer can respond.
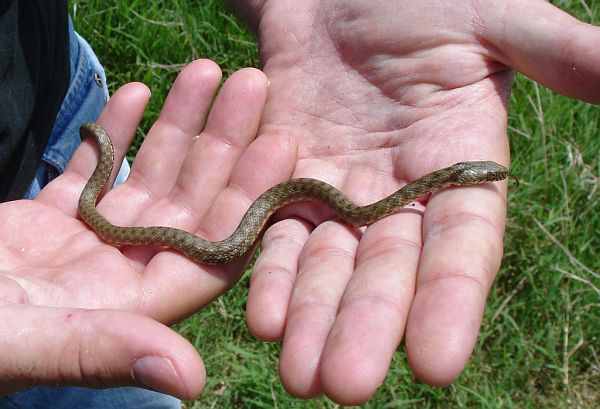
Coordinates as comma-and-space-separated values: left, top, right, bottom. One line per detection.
78, 122, 509, 264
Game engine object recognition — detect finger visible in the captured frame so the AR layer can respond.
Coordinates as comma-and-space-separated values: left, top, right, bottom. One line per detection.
318, 210, 423, 405
278, 222, 359, 398
0, 304, 205, 400
147, 129, 295, 322
480, 0, 600, 102
134, 66, 269, 242
247, 136, 361, 341
107, 65, 263, 233
167, 67, 271, 224
246, 218, 311, 340
136, 69, 277, 320
405, 181, 507, 386
124, 59, 223, 202
36, 82, 151, 214
91, 60, 223, 267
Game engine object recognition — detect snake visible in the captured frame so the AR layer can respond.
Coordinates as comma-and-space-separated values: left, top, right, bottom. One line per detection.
78, 122, 510, 265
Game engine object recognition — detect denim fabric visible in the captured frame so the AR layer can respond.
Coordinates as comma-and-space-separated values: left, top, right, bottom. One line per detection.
23, 18, 129, 199
4, 19, 180, 409
0, 387, 181, 409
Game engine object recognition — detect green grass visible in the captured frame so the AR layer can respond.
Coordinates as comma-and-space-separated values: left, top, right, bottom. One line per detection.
70, 1, 599, 407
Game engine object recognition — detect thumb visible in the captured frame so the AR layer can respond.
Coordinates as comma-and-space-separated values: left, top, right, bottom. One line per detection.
481, 0, 600, 103
0, 304, 205, 401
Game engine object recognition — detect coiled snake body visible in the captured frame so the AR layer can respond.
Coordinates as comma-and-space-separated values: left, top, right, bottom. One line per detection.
78, 122, 509, 264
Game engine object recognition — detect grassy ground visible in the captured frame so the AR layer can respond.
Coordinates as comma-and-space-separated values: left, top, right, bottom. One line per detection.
70, 1, 599, 407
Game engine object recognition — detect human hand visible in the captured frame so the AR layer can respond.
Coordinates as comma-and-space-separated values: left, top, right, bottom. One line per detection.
231, 0, 600, 404
0, 60, 271, 399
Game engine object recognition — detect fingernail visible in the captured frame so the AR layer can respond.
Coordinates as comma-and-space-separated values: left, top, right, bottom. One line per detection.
132, 355, 179, 392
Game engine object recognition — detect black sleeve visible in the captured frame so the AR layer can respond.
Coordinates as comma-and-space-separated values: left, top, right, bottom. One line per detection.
0, 0, 70, 201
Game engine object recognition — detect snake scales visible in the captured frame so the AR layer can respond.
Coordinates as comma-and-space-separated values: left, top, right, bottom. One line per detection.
78, 122, 509, 264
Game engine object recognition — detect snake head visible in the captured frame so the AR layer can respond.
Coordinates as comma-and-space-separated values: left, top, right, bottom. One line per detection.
452, 161, 510, 185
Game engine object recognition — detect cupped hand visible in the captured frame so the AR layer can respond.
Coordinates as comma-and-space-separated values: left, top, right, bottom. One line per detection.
231, 0, 600, 404
0, 60, 274, 399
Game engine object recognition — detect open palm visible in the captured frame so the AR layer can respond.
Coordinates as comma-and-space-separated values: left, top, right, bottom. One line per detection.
232, 0, 600, 404
0, 60, 270, 399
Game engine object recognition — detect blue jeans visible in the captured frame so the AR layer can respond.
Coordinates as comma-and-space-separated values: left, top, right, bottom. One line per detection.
23, 19, 129, 199
1, 20, 181, 409
0, 387, 180, 409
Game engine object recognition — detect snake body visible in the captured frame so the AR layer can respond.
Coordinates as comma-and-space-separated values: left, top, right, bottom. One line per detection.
78, 122, 509, 264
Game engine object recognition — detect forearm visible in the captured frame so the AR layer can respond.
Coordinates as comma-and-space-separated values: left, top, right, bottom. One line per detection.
228, 0, 265, 33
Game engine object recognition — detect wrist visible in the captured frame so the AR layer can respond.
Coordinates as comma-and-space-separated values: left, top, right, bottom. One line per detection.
229, 0, 266, 32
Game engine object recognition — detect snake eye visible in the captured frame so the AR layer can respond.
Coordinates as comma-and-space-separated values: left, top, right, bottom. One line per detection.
484, 162, 510, 182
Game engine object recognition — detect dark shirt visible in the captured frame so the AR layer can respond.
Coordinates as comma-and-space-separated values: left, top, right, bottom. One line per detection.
0, 0, 69, 201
